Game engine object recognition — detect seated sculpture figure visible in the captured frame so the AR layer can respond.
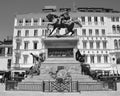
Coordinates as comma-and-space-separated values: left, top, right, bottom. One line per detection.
26, 53, 45, 77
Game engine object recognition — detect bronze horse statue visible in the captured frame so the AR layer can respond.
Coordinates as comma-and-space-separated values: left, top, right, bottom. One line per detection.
46, 13, 82, 36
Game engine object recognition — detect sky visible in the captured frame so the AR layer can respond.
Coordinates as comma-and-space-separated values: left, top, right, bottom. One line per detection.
0, 0, 120, 40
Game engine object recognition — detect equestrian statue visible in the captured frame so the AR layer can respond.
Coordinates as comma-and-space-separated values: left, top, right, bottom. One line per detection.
46, 10, 82, 36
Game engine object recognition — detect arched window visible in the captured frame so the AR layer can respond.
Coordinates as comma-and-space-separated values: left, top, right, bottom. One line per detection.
117, 58, 120, 64
119, 39, 120, 48
114, 39, 118, 49
117, 25, 120, 32
112, 25, 116, 32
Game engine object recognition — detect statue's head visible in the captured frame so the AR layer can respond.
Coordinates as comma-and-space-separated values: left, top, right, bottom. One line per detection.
64, 10, 69, 15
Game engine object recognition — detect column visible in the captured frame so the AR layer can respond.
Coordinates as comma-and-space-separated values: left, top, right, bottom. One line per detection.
87, 55, 90, 64
31, 18, 34, 26
101, 55, 104, 64
46, 49, 48, 59
108, 56, 111, 64
39, 18, 41, 26
23, 18, 25, 26
87, 41, 89, 49
100, 41, 103, 49
94, 55, 97, 64
5, 47, 8, 57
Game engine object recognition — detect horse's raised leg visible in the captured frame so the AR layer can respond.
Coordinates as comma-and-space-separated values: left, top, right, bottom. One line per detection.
64, 23, 74, 36
49, 27, 56, 36
70, 30, 75, 36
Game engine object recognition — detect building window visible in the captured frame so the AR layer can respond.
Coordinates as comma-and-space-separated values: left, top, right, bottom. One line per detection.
89, 29, 92, 36
103, 41, 107, 49
83, 41, 87, 49
45, 29, 48, 34
15, 53, 20, 64
95, 29, 99, 35
111, 17, 115, 22
17, 30, 21, 37
112, 25, 116, 32
42, 29, 45, 36
7, 59, 11, 69
15, 57, 19, 64
90, 55, 94, 63
117, 58, 120, 64
23, 55, 28, 64
73, 29, 77, 35
82, 29, 86, 36
100, 17, 104, 22
0, 48, 5, 56
16, 42, 20, 50
25, 19, 31, 25
116, 17, 119, 22
90, 41, 94, 49
104, 55, 108, 63
88, 17, 92, 23
33, 41, 38, 49
94, 17, 98, 23
17, 19, 23, 26
81, 16, 85, 22
33, 55, 36, 63
97, 55, 101, 63
7, 47, 12, 55
24, 41, 29, 50
102, 29, 105, 35
114, 39, 118, 49
34, 30, 38, 36
119, 40, 120, 48
25, 30, 29, 36
117, 25, 120, 32
33, 19, 39, 25
96, 41, 100, 49
84, 55, 87, 63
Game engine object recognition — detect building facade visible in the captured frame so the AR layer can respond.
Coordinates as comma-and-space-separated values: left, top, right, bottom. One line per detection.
12, 7, 120, 72
0, 37, 12, 71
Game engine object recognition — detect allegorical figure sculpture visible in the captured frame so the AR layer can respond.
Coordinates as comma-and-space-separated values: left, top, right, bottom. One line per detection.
46, 10, 82, 36
26, 53, 45, 77
75, 49, 85, 63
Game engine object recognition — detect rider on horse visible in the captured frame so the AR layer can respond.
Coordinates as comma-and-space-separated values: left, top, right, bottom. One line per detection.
46, 11, 82, 36
59, 10, 71, 25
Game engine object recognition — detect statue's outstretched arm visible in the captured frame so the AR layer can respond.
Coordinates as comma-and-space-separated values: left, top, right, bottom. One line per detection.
30, 53, 38, 59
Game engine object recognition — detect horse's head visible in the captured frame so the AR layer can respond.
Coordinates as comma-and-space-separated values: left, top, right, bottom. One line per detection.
46, 14, 59, 24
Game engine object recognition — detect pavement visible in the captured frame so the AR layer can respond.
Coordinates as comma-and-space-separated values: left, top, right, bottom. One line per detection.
0, 83, 120, 96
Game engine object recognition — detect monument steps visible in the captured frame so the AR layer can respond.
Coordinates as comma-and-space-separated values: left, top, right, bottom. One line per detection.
16, 58, 109, 91
22, 73, 97, 83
